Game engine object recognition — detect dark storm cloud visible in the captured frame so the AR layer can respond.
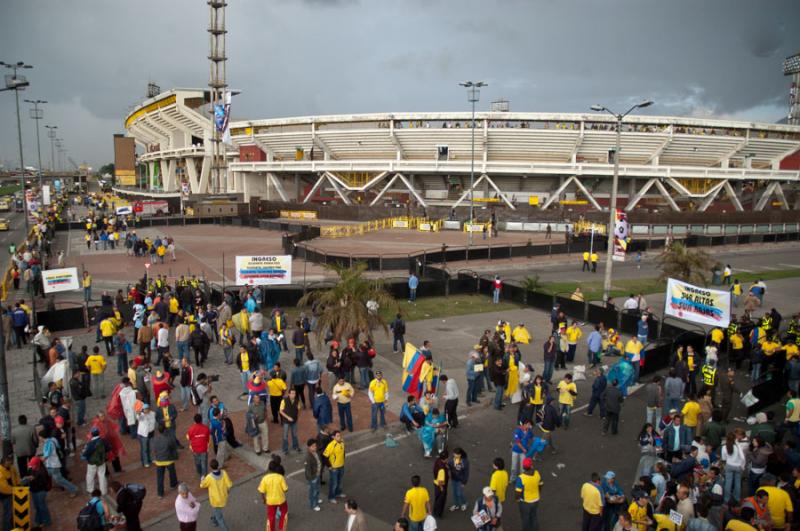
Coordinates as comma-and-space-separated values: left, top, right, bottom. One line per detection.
0, 0, 798, 168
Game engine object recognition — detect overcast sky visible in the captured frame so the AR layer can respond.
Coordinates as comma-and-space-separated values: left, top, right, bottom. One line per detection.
1, 0, 798, 169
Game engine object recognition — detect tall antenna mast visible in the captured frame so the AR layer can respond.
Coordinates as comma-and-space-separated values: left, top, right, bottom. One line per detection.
208, 0, 228, 193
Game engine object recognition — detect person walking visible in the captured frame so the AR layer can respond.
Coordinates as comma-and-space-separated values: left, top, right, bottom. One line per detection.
448, 447, 470, 512
247, 393, 270, 455
25, 457, 52, 528
136, 404, 156, 468
280, 387, 301, 454
368, 370, 388, 431
402, 475, 431, 531
41, 428, 78, 497
557, 374, 577, 429
584, 368, 607, 418
81, 426, 109, 496
111, 481, 146, 531
186, 414, 211, 478
515, 457, 542, 531
305, 439, 322, 512
432, 450, 449, 518
441, 374, 459, 428
579, 472, 603, 531
153, 423, 179, 498
175, 483, 201, 531
492, 276, 502, 304
582, 251, 590, 272
332, 376, 355, 433
323, 430, 346, 503
601, 379, 624, 436
11, 414, 38, 477
200, 459, 232, 531
542, 336, 556, 384
590, 251, 598, 273
510, 420, 533, 483
85, 346, 107, 398
258, 459, 289, 531
268, 372, 287, 424
391, 313, 406, 354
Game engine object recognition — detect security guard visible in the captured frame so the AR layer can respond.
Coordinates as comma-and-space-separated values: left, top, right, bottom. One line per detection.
590, 252, 599, 273
761, 313, 773, 334
788, 314, 800, 342
701, 358, 717, 400
582, 251, 590, 272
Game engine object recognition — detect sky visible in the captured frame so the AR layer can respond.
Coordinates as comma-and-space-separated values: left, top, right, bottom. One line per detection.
0, 0, 798, 169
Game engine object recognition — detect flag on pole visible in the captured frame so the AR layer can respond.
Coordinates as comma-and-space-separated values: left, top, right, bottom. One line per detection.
401, 343, 426, 397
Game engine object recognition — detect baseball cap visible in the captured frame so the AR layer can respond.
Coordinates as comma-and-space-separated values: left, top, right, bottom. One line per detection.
482, 487, 494, 497
522, 457, 533, 469
90, 427, 100, 435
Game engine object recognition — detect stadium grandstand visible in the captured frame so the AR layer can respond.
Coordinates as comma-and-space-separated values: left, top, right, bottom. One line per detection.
124, 89, 800, 212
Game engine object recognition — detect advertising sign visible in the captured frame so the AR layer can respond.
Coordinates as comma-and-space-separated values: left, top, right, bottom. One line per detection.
113, 135, 137, 186
392, 219, 409, 228
42, 185, 51, 206
464, 223, 485, 233
235, 255, 292, 286
612, 209, 629, 262
42, 267, 80, 294
664, 278, 731, 327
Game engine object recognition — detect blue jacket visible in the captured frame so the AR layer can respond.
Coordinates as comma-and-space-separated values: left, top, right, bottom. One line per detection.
312, 394, 332, 425
448, 455, 469, 484
11, 308, 28, 328
591, 375, 607, 398
466, 358, 478, 381
663, 424, 692, 453
587, 331, 602, 353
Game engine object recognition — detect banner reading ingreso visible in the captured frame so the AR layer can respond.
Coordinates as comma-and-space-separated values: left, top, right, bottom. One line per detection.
235, 256, 292, 286
42, 267, 80, 294
664, 278, 731, 327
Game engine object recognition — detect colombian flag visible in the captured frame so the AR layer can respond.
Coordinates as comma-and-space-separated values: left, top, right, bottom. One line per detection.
401, 343, 426, 397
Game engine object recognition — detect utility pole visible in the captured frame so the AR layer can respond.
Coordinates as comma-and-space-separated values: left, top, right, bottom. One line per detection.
1, 61, 33, 230
25, 99, 46, 191
459, 81, 487, 247
45, 125, 57, 171
208, 0, 228, 193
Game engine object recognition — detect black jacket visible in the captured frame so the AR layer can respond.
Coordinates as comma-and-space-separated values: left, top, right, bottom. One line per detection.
602, 385, 624, 415
70, 377, 88, 400
540, 401, 561, 431
189, 329, 210, 350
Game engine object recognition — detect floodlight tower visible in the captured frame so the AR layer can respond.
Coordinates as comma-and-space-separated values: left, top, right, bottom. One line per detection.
784, 51, 800, 125
208, 0, 228, 193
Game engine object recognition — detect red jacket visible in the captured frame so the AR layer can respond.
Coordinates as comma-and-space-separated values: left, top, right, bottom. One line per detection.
186, 423, 211, 454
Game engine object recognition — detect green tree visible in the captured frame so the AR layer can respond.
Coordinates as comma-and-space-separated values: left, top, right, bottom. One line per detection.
298, 262, 396, 345
98, 163, 114, 176
656, 242, 711, 285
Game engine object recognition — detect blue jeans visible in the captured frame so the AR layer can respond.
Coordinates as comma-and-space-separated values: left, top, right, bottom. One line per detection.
294, 347, 305, 363
724, 468, 742, 504
1, 496, 10, 531
328, 467, 344, 500
466, 379, 478, 404
665, 397, 682, 413
493, 288, 500, 303
181, 386, 191, 410
31, 490, 51, 526
240, 370, 250, 393
338, 402, 353, 432
138, 435, 152, 466
371, 403, 386, 429
409, 288, 417, 302
308, 477, 320, 509
631, 360, 640, 383
452, 480, 466, 507
84, 286, 91, 302
76, 399, 86, 426
47, 466, 77, 494
116, 352, 128, 376
560, 404, 572, 428
543, 360, 554, 382
177, 341, 188, 361
193, 452, 208, 477
211, 507, 229, 531
409, 521, 423, 531
493, 385, 504, 409
282, 423, 299, 452
359, 367, 370, 390
393, 334, 405, 352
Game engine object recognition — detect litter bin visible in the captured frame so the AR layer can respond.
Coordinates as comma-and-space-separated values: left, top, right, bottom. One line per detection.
711, 268, 722, 285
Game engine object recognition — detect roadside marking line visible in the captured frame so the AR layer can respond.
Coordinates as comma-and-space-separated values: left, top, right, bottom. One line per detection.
760, 266, 780, 271
734, 268, 753, 273
778, 264, 800, 269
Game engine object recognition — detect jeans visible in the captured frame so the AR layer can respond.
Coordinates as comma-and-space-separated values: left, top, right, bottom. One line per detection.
181, 386, 191, 410
520, 501, 540, 531
337, 402, 353, 432
176, 341, 188, 361
76, 399, 86, 426
567, 343, 577, 362
466, 379, 478, 404
282, 423, 299, 452
156, 463, 178, 497
560, 404, 572, 428
393, 334, 406, 353
631, 360, 640, 383
586, 395, 605, 417
31, 489, 51, 526
493, 386, 504, 410
240, 370, 250, 394
665, 397, 682, 413
138, 435, 152, 466
646, 407, 662, 426
371, 402, 386, 429
409, 521, 423, 531
542, 361, 554, 383
510, 451, 525, 482
309, 477, 320, 508
211, 507, 228, 531
193, 452, 208, 477
47, 466, 78, 494
116, 352, 128, 376
724, 467, 742, 504
84, 286, 91, 302
328, 467, 344, 499
359, 367, 370, 390
451, 480, 466, 507
91, 373, 105, 398
493, 288, 500, 304
409, 288, 417, 302
749, 471, 764, 497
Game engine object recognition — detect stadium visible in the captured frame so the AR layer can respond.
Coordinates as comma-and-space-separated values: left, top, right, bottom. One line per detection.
124, 88, 800, 214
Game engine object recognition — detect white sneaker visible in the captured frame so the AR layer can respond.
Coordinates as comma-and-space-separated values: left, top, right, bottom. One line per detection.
449, 505, 459, 512
329, 499, 338, 504
337, 494, 347, 499
460, 504, 467, 511
313, 506, 321, 512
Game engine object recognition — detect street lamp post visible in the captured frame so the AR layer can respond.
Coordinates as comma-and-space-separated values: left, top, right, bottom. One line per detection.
45, 125, 57, 171
589, 100, 654, 303
1, 61, 33, 230
25, 99, 46, 191
459, 81, 487, 246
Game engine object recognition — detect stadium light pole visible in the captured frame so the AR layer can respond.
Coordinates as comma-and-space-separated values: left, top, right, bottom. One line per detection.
25, 99, 46, 191
589, 99, 654, 303
460, 81, 486, 246
45, 125, 57, 171
1, 61, 33, 232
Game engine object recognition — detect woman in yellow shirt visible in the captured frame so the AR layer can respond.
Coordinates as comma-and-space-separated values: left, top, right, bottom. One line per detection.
489, 457, 509, 503
505, 353, 519, 399
528, 375, 547, 421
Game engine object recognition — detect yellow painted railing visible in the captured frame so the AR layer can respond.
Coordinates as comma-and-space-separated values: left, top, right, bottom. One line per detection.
320, 216, 441, 238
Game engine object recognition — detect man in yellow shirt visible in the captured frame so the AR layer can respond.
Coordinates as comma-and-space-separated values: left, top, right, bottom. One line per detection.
579, 472, 603, 529
582, 251, 590, 272
200, 459, 233, 530
710, 327, 724, 346
267, 374, 287, 424
557, 374, 577, 429
515, 457, 541, 529
759, 480, 794, 530
258, 461, 288, 531
565, 321, 582, 363
590, 252, 599, 273
730, 332, 744, 368
85, 346, 107, 398
681, 394, 702, 438
490, 457, 509, 503
402, 475, 430, 530
100, 317, 116, 356
512, 323, 531, 345
628, 492, 654, 531
322, 430, 346, 503
368, 370, 389, 431
332, 376, 355, 433
82, 271, 92, 302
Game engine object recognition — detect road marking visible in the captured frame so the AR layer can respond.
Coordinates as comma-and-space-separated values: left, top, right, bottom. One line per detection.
778, 263, 800, 269
760, 266, 780, 271
734, 268, 754, 273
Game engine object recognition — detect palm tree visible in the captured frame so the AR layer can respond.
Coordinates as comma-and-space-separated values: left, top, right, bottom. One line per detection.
298, 262, 397, 345
656, 242, 711, 285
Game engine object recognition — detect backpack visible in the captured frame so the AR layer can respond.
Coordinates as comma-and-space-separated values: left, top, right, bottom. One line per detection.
76, 499, 103, 531
190, 385, 202, 406
88, 440, 106, 466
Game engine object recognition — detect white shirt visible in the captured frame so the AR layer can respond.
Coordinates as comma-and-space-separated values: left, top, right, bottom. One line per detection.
444, 379, 459, 401
137, 410, 156, 437
623, 297, 638, 310
346, 514, 356, 531
157, 327, 169, 348
120, 386, 138, 425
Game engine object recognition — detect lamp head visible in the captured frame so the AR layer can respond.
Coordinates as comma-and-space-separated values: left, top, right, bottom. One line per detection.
590, 104, 605, 112
636, 100, 654, 109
